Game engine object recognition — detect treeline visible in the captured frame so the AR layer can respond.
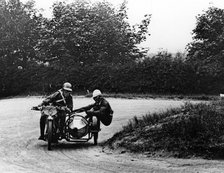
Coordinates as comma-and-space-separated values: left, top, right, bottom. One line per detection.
1, 51, 222, 96
0, 0, 224, 97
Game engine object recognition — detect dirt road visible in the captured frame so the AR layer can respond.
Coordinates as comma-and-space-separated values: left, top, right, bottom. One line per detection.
0, 96, 223, 173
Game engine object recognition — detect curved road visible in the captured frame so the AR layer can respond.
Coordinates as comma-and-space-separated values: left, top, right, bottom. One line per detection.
0, 97, 223, 173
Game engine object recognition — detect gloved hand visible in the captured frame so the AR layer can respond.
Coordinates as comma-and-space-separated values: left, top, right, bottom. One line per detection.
73, 109, 81, 113
86, 110, 94, 116
65, 107, 71, 113
31, 106, 39, 110
61, 106, 71, 112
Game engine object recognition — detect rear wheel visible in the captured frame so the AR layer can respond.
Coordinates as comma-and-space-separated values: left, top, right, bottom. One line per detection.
93, 132, 98, 145
47, 120, 53, 150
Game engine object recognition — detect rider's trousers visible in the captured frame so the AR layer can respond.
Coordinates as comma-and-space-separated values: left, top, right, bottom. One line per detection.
39, 111, 66, 136
40, 114, 47, 136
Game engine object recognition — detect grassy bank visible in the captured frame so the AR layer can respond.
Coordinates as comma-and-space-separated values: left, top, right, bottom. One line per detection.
101, 93, 218, 100
104, 101, 224, 159
5, 92, 218, 100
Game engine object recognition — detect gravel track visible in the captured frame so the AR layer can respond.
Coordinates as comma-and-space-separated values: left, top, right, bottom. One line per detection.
0, 96, 223, 173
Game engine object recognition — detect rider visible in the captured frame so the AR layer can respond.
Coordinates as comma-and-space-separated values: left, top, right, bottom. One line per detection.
37, 82, 73, 140
74, 89, 113, 127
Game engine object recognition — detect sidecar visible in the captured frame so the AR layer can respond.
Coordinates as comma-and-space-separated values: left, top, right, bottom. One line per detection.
64, 112, 100, 145
32, 106, 100, 150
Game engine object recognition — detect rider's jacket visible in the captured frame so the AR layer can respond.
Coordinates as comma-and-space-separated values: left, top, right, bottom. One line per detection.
41, 89, 73, 111
79, 98, 113, 126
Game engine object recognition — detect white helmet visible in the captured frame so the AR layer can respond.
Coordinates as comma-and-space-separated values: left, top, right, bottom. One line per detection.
63, 82, 72, 92
92, 89, 102, 98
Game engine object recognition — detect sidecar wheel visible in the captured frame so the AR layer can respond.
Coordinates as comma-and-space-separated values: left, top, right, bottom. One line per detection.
47, 120, 53, 150
93, 132, 98, 145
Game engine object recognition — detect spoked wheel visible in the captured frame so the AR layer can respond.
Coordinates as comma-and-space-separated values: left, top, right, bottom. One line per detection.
47, 120, 53, 150
93, 132, 98, 145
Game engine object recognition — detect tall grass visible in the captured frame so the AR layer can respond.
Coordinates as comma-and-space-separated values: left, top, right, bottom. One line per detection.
105, 101, 224, 158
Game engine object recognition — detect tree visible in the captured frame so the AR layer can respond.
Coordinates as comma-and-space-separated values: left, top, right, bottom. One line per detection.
0, 0, 44, 95
0, 0, 43, 68
186, 7, 224, 74
36, 0, 151, 67
186, 7, 224, 93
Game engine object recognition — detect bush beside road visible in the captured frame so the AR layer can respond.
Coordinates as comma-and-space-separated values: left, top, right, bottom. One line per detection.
104, 101, 224, 159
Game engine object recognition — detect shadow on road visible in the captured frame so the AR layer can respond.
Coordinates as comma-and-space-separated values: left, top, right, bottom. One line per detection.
37, 140, 103, 151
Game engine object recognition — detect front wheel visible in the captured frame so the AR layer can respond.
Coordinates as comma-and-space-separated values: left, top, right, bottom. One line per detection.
93, 132, 98, 145
47, 120, 53, 150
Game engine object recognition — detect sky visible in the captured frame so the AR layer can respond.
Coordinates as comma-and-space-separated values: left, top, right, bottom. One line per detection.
21, 0, 224, 53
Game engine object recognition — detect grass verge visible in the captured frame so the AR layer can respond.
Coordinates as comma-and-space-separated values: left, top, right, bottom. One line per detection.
102, 93, 217, 100
103, 101, 224, 159
1, 92, 218, 100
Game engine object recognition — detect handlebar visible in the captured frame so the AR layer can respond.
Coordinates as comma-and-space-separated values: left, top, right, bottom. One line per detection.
31, 106, 41, 111
72, 108, 85, 113
31, 105, 71, 113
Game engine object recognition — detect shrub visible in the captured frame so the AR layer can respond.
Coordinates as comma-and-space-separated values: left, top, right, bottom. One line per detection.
105, 101, 224, 158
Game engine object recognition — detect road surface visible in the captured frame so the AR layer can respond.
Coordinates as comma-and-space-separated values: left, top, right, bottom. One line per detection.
0, 96, 223, 173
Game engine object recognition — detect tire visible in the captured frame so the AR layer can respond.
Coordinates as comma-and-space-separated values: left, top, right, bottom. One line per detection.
47, 120, 53, 150
93, 132, 98, 145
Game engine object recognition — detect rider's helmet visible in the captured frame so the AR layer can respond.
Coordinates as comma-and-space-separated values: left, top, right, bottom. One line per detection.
92, 89, 102, 98
63, 82, 72, 92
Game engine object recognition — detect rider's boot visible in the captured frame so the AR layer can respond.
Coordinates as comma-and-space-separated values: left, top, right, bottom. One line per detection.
38, 136, 45, 141
58, 117, 66, 140
38, 116, 46, 141
58, 126, 66, 140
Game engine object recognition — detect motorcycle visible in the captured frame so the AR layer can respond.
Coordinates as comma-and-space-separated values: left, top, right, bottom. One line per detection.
32, 105, 100, 150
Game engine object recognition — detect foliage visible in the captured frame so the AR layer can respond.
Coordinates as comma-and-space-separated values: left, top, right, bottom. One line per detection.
187, 7, 224, 65
0, 0, 44, 96
105, 101, 224, 158
1, 1, 224, 97
0, 0, 152, 97
186, 7, 224, 93
65, 51, 196, 94
0, 0, 43, 67
36, 0, 151, 67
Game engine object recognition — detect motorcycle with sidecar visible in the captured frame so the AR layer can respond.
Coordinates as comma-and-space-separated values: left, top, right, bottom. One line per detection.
32, 105, 100, 150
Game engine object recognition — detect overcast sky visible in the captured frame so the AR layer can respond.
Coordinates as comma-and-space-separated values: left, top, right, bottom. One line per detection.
22, 0, 224, 53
